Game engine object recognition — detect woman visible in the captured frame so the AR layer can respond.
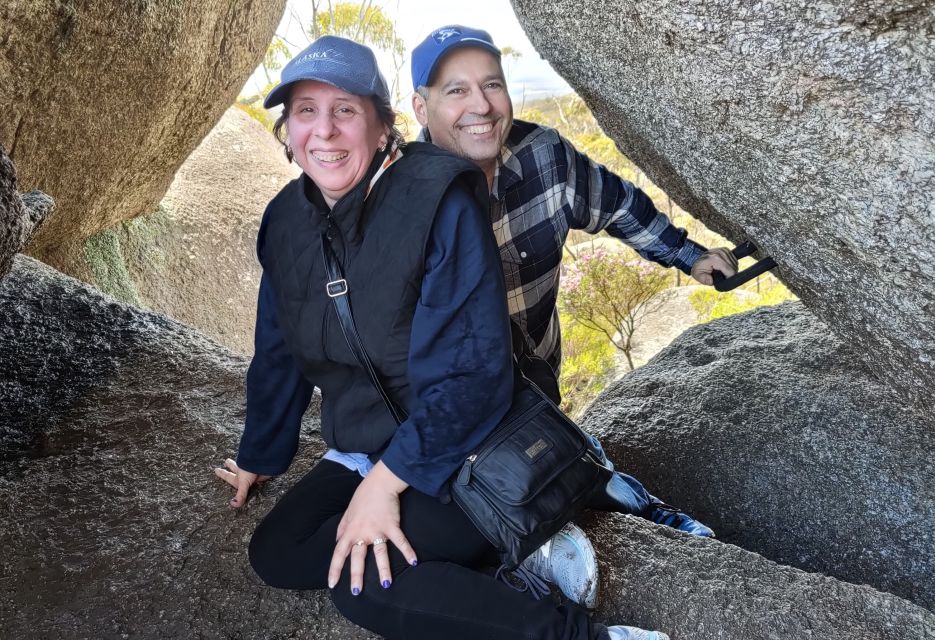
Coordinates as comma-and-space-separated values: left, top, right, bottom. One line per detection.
215, 35, 668, 640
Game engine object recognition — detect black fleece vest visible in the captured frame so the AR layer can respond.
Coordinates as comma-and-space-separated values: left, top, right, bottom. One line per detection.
259, 143, 487, 454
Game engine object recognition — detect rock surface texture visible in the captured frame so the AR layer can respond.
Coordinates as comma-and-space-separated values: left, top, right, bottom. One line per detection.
116, 107, 297, 354
585, 514, 935, 640
510, 0, 935, 410
3, 260, 933, 638
0, 0, 287, 273
583, 302, 935, 611
0, 145, 53, 279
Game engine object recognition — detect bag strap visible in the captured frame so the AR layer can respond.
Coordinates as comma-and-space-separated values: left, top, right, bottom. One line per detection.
320, 229, 408, 425
319, 227, 547, 425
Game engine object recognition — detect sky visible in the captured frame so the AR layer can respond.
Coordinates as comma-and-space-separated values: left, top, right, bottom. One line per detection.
241, 0, 572, 114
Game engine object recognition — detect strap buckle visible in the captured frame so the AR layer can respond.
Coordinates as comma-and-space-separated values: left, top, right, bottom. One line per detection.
326, 279, 348, 297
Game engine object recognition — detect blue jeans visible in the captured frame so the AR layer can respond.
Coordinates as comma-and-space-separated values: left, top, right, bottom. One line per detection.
586, 434, 653, 515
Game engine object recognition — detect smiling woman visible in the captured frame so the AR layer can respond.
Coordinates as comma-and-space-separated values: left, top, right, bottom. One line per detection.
281, 82, 389, 206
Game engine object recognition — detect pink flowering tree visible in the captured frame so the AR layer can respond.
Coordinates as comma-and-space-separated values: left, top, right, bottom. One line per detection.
560, 247, 674, 371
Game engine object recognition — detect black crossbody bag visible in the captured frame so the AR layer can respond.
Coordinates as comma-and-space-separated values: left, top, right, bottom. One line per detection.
320, 232, 611, 569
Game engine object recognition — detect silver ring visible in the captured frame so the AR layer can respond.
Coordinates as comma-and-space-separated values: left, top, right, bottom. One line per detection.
353, 539, 366, 547
372, 537, 388, 546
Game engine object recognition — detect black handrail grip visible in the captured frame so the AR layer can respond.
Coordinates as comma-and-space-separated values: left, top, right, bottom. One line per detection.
712, 241, 778, 292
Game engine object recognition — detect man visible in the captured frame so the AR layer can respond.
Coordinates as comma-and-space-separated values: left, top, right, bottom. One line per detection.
410, 25, 736, 610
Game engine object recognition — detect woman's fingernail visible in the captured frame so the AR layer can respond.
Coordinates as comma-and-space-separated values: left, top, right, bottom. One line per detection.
352, 587, 360, 596
410, 559, 418, 567
327, 580, 336, 589
381, 580, 391, 589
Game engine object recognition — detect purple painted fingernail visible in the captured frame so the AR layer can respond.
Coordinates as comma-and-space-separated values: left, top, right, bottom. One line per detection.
352, 587, 360, 596
382, 580, 391, 589
410, 559, 418, 567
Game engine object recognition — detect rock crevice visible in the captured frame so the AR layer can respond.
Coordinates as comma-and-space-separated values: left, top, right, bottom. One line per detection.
510, 0, 935, 409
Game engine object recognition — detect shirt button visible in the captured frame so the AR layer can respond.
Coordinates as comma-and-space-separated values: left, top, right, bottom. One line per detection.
520, 251, 528, 259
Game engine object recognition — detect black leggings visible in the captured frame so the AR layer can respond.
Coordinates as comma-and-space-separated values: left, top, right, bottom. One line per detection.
248, 459, 600, 640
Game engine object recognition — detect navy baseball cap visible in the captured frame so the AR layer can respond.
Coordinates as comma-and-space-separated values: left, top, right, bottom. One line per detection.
411, 25, 501, 90
264, 35, 390, 109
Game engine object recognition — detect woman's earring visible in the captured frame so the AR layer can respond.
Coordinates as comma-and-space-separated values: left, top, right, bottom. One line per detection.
379, 139, 388, 152
286, 145, 294, 162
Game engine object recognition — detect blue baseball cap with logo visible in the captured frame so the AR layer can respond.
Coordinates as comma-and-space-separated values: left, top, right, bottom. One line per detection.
264, 35, 390, 109
411, 25, 502, 90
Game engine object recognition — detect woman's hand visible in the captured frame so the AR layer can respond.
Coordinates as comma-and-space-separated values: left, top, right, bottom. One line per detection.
214, 458, 271, 508
328, 461, 417, 594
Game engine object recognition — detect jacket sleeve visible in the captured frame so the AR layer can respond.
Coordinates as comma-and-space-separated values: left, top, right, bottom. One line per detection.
235, 210, 315, 476
560, 134, 706, 274
379, 182, 514, 497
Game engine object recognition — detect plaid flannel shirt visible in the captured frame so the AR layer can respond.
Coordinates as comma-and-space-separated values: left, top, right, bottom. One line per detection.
420, 119, 706, 371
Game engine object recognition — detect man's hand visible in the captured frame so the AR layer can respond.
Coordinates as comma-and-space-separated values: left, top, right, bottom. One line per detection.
690, 247, 739, 286
214, 458, 271, 508
327, 461, 416, 595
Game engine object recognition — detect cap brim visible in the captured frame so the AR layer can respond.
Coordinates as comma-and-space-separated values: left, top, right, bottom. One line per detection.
263, 75, 378, 109
263, 82, 292, 109
422, 40, 502, 88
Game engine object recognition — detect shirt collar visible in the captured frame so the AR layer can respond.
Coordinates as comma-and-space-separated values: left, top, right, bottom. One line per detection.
418, 124, 524, 201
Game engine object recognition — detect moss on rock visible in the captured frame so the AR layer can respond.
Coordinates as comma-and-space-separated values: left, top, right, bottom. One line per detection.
83, 228, 142, 307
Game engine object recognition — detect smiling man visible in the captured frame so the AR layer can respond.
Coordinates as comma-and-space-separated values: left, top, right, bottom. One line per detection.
411, 24, 727, 616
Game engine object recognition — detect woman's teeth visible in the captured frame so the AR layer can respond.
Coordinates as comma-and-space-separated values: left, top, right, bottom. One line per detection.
313, 151, 349, 162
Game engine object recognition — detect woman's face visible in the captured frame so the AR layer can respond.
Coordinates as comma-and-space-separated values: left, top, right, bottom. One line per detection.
286, 80, 389, 207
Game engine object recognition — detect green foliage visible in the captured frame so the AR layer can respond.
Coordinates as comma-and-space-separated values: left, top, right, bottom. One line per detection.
688, 278, 797, 322
237, 35, 290, 132
561, 247, 673, 371
239, 3, 407, 129
558, 314, 617, 418
263, 37, 291, 76
311, 2, 404, 58
84, 228, 142, 307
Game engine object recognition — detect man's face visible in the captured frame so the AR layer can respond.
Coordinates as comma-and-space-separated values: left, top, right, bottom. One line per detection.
413, 47, 513, 176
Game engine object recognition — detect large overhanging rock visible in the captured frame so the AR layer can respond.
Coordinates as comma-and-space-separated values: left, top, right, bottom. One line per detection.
582, 302, 935, 611
2, 259, 932, 638
510, 0, 935, 409
0, 0, 287, 274
0, 145, 53, 279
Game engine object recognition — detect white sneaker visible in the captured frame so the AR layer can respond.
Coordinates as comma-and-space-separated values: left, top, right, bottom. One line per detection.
606, 625, 671, 640
520, 523, 599, 608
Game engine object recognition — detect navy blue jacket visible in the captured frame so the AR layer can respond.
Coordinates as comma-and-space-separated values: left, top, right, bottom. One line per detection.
237, 159, 513, 497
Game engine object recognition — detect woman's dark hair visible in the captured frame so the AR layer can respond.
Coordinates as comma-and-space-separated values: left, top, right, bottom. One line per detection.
272, 87, 404, 163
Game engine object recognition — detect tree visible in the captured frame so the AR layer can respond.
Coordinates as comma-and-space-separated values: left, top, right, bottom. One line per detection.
237, 2, 408, 130
558, 312, 617, 417
309, 1, 406, 104
560, 247, 674, 371
236, 36, 291, 130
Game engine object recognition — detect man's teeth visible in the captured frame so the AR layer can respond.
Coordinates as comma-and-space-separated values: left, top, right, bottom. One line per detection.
463, 123, 493, 134
313, 151, 348, 162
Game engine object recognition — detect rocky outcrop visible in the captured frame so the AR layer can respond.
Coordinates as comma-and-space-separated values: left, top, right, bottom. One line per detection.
2, 259, 932, 638
583, 302, 935, 611
0, 256, 354, 639
0, 145, 53, 279
111, 107, 296, 354
586, 514, 934, 640
510, 0, 935, 410
0, 0, 287, 273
